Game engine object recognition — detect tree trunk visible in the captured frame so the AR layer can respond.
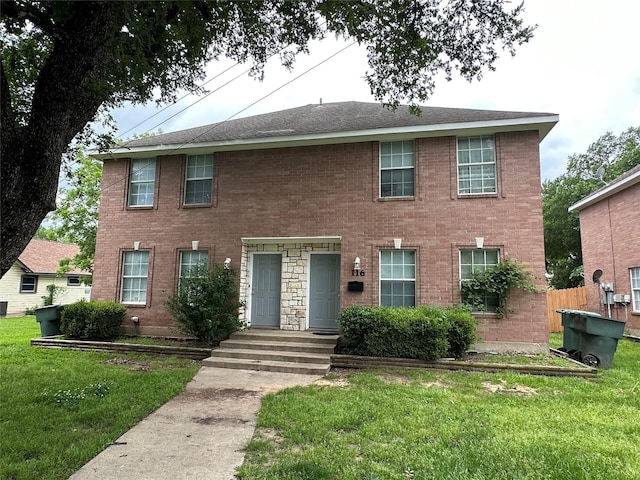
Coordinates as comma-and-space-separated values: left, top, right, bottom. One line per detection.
1, 2, 122, 277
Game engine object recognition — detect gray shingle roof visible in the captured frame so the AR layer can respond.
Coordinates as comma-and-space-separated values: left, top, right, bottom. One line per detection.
120, 101, 557, 149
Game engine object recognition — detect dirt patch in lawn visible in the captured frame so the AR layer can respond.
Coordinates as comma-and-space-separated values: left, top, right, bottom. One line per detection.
481, 379, 538, 395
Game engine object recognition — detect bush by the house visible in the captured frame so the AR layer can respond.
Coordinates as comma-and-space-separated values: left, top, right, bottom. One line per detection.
337, 305, 476, 361
165, 262, 244, 346
61, 300, 126, 339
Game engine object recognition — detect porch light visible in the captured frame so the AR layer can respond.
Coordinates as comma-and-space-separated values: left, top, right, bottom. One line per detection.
353, 257, 361, 271
224, 257, 232, 269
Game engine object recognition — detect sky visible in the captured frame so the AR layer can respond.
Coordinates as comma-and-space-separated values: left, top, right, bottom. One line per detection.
109, 0, 640, 182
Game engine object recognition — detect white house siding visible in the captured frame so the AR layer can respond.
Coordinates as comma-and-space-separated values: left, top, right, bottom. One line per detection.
0, 264, 91, 317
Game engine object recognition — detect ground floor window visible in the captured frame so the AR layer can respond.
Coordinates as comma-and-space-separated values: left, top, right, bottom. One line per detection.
460, 248, 500, 313
179, 251, 209, 287
20, 275, 37, 293
631, 267, 640, 312
380, 250, 416, 307
120, 251, 149, 304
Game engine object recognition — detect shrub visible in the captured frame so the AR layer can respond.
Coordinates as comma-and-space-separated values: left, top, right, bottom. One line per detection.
443, 306, 477, 358
165, 262, 244, 346
61, 300, 126, 339
337, 305, 477, 361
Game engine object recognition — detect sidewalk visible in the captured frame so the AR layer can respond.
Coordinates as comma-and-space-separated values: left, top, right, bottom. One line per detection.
69, 367, 320, 480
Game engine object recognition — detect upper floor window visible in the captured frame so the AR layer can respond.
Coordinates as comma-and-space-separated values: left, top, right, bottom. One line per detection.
380, 250, 416, 307
460, 248, 500, 313
128, 158, 156, 207
179, 251, 209, 287
631, 267, 640, 312
457, 136, 496, 195
120, 251, 149, 304
20, 275, 38, 293
67, 276, 81, 286
380, 141, 414, 197
184, 154, 213, 205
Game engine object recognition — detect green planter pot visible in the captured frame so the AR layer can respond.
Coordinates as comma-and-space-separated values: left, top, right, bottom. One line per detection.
35, 305, 64, 337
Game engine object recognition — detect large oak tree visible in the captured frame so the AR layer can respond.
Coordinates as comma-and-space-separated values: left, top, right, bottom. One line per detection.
1, 0, 535, 276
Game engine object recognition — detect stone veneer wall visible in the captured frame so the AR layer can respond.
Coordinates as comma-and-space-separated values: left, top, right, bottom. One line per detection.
240, 242, 341, 330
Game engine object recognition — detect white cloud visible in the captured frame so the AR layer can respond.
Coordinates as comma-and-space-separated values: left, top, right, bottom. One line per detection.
111, 0, 640, 181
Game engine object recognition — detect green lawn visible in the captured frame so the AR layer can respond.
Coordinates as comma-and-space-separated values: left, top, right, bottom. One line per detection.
2, 317, 638, 480
0, 316, 200, 480
238, 334, 640, 479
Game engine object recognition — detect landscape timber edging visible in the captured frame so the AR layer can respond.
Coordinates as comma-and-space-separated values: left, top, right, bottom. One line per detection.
330, 354, 598, 377
30, 337, 212, 360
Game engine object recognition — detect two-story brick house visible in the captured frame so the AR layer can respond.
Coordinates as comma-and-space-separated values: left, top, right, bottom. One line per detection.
569, 165, 640, 334
91, 102, 558, 351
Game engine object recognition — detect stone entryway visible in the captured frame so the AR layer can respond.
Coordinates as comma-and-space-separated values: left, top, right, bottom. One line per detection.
240, 237, 341, 331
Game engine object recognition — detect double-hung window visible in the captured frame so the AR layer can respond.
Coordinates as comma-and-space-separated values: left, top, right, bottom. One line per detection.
179, 251, 209, 287
184, 154, 213, 205
128, 158, 156, 207
380, 250, 416, 307
457, 136, 496, 194
380, 141, 415, 197
20, 275, 38, 293
460, 249, 500, 313
121, 251, 149, 304
631, 267, 640, 312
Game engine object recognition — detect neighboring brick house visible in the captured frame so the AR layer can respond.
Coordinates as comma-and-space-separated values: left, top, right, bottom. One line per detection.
569, 165, 640, 334
0, 239, 91, 316
92, 102, 558, 351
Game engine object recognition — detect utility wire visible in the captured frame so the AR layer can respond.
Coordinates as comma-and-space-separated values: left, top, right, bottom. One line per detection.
99, 40, 356, 194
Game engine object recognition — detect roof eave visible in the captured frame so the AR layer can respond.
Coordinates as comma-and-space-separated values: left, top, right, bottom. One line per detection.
569, 169, 640, 212
92, 115, 558, 160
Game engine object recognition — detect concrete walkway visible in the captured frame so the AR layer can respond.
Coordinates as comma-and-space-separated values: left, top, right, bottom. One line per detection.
69, 367, 320, 480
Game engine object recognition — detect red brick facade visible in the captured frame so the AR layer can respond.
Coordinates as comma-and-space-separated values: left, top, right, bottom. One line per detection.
92, 130, 549, 347
577, 182, 640, 333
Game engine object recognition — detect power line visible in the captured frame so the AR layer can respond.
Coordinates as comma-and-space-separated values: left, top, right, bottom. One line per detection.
99, 40, 357, 194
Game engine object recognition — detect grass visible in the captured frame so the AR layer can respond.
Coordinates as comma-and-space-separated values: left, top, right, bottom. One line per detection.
0, 316, 200, 480
237, 333, 640, 479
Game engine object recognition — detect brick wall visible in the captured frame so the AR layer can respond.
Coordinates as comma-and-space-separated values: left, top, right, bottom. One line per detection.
92, 131, 548, 344
578, 183, 640, 333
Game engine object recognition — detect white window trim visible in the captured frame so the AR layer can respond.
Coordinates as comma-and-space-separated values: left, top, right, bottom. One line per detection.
128, 158, 156, 207
459, 248, 500, 313
178, 250, 209, 288
457, 135, 497, 195
379, 140, 415, 198
379, 249, 416, 307
631, 267, 640, 312
120, 251, 149, 305
184, 154, 214, 205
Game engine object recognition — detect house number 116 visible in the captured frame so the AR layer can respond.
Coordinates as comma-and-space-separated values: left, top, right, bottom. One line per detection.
352, 270, 366, 276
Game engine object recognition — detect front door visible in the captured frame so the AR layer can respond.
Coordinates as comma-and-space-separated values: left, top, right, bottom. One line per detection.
251, 254, 281, 327
309, 254, 341, 329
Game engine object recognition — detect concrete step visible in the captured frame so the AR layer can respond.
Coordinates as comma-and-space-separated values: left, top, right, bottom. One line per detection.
229, 330, 339, 344
202, 356, 331, 375
210, 348, 331, 364
220, 339, 336, 354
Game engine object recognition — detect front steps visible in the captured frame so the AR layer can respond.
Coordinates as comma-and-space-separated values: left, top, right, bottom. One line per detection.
202, 329, 339, 375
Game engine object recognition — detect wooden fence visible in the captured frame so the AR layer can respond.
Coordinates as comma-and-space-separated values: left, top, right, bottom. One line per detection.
547, 287, 587, 332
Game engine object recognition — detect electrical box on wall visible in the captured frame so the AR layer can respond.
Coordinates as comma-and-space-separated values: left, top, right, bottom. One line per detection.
613, 294, 631, 304
601, 282, 614, 292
